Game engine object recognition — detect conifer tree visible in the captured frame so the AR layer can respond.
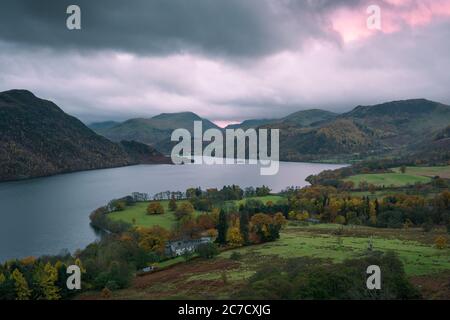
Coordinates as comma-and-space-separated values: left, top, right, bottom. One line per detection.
240, 211, 250, 245
38, 263, 60, 300
216, 209, 228, 245
11, 269, 31, 300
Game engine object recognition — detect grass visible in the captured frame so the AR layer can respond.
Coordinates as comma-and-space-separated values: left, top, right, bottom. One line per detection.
82, 224, 450, 300
392, 166, 450, 179
109, 195, 286, 229
174, 224, 449, 297
154, 256, 189, 269
350, 189, 442, 200
218, 225, 450, 276
344, 172, 431, 188
108, 200, 204, 229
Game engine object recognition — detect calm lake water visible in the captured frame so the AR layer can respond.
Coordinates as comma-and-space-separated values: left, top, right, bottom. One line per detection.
0, 161, 345, 262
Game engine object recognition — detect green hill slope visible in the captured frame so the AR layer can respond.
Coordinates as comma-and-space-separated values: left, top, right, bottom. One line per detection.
94, 111, 220, 154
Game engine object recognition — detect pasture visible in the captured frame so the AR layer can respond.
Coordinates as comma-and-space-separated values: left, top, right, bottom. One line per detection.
392, 166, 450, 179
108, 200, 204, 229
87, 224, 450, 300
344, 172, 431, 188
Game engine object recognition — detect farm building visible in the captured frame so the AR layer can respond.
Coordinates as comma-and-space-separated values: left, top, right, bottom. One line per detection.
165, 237, 212, 257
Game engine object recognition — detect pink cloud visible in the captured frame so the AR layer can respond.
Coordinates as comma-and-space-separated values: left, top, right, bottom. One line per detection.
330, 0, 450, 42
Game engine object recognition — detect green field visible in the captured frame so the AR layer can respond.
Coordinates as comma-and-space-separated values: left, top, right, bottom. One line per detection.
392, 166, 450, 179
109, 196, 286, 229
108, 200, 204, 229
344, 172, 431, 188
99, 224, 450, 300
219, 225, 450, 276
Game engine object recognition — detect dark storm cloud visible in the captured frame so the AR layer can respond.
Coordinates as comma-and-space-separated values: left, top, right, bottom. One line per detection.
0, 0, 449, 124
0, 0, 366, 56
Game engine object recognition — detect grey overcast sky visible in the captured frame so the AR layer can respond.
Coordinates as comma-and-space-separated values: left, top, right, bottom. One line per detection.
0, 0, 449, 126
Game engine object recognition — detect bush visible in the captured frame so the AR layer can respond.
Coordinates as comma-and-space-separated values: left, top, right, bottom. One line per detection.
236, 253, 421, 300
101, 287, 112, 298
335, 215, 346, 225
196, 243, 219, 259
434, 236, 448, 249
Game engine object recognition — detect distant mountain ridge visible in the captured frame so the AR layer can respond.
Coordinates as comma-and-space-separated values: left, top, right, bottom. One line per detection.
93, 98, 450, 162
0, 90, 169, 182
91, 111, 220, 154
225, 109, 337, 130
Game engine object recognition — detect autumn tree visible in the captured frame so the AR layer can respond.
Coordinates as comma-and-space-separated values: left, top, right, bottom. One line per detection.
197, 213, 216, 230
216, 209, 228, 245
112, 200, 126, 211
101, 287, 112, 299
36, 263, 60, 300
273, 212, 287, 227
137, 226, 170, 254
11, 269, 31, 300
169, 197, 177, 211
297, 211, 310, 221
176, 214, 202, 239
227, 226, 244, 247
435, 236, 448, 249
147, 202, 165, 215
175, 202, 195, 220
250, 213, 284, 243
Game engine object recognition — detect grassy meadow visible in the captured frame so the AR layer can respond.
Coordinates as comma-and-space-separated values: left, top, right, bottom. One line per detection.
108, 200, 203, 229
344, 165, 450, 189
392, 165, 450, 179
85, 223, 450, 300
108, 195, 284, 229
344, 172, 431, 188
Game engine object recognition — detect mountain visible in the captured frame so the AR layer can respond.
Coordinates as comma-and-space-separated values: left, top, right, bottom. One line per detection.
226, 119, 275, 130
266, 99, 450, 162
342, 99, 450, 149
92, 98, 450, 162
0, 90, 169, 182
89, 121, 121, 131
411, 125, 450, 164
94, 111, 220, 154
274, 119, 380, 161
226, 109, 337, 130
280, 109, 337, 127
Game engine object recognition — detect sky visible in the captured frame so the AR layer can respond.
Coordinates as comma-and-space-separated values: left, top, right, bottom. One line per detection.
0, 0, 449, 126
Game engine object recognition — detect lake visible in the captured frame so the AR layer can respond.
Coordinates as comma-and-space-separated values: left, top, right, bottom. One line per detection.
0, 161, 345, 262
